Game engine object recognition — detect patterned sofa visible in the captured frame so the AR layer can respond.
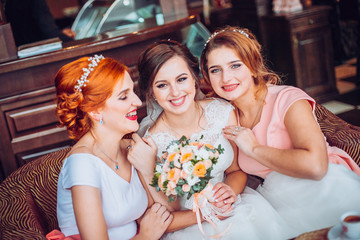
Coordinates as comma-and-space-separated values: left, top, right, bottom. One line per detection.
0, 104, 359, 240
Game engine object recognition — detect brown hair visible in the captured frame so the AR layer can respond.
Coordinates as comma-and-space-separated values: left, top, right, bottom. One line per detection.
55, 57, 126, 141
137, 40, 200, 102
200, 26, 281, 98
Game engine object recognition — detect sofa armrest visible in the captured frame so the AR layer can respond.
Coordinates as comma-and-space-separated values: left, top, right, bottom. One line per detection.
315, 103, 360, 167
0, 147, 71, 240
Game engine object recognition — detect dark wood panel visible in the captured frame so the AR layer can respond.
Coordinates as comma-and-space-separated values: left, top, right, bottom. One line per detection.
0, 15, 199, 182
6, 102, 58, 135
261, 6, 338, 103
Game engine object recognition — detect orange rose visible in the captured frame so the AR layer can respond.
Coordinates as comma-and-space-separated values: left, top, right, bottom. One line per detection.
204, 143, 215, 150
158, 175, 164, 190
189, 142, 199, 146
180, 152, 193, 163
167, 168, 181, 183
168, 153, 178, 162
193, 162, 206, 177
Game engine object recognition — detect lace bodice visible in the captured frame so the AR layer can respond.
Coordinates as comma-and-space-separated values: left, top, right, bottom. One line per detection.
145, 98, 235, 210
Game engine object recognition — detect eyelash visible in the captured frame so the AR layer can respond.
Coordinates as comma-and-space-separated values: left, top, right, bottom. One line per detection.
210, 63, 242, 74
155, 77, 187, 89
156, 83, 166, 89
210, 69, 220, 74
232, 63, 241, 69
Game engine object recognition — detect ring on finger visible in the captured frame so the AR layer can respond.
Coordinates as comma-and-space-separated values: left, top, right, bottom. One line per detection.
232, 130, 236, 136
235, 126, 240, 131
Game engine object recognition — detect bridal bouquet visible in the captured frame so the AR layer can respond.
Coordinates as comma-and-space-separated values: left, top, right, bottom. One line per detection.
150, 135, 224, 202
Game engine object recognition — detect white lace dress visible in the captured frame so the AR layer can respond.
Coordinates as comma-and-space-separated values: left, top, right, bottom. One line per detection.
143, 98, 293, 240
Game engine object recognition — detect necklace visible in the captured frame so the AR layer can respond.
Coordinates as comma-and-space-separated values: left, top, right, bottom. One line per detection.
89, 130, 120, 170
95, 142, 120, 170
237, 89, 266, 129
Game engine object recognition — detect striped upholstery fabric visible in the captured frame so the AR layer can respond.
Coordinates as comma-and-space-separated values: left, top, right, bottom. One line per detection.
315, 103, 360, 166
0, 147, 71, 240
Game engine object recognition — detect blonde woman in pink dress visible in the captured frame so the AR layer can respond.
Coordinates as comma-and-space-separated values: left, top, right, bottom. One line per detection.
200, 26, 360, 238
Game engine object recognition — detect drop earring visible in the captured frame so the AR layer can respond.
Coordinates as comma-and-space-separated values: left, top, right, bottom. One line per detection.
100, 115, 103, 125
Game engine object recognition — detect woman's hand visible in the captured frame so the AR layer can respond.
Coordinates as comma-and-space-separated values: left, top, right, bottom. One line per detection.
127, 133, 157, 178
136, 203, 173, 240
223, 125, 259, 158
210, 182, 236, 219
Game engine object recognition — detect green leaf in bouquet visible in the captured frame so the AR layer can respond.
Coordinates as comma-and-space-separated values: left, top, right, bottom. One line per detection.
179, 135, 187, 142
187, 192, 193, 200
191, 159, 199, 165
175, 185, 184, 197
217, 144, 224, 154
162, 180, 169, 192
205, 146, 215, 152
189, 187, 195, 195
169, 195, 176, 202
178, 179, 185, 185
150, 173, 160, 188
205, 170, 212, 178
192, 184, 201, 191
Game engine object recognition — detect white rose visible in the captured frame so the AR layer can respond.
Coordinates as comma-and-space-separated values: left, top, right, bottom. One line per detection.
156, 164, 162, 173
174, 159, 181, 168
182, 161, 194, 175
190, 145, 198, 152
167, 143, 179, 153
187, 175, 200, 186
180, 145, 192, 155
198, 148, 210, 160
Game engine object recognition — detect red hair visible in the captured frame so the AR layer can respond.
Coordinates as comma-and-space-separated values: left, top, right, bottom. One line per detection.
55, 57, 126, 141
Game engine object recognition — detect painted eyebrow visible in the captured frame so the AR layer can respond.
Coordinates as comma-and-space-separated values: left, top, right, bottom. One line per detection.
154, 73, 188, 85
117, 88, 129, 97
208, 60, 242, 70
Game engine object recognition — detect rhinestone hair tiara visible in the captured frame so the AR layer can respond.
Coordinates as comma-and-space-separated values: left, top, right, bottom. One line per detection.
204, 29, 249, 47
74, 54, 105, 92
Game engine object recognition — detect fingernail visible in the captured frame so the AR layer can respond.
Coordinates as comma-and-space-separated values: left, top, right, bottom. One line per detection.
224, 200, 227, 204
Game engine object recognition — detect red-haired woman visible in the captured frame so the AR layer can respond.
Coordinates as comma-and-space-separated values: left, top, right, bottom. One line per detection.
50, 55, 173, 240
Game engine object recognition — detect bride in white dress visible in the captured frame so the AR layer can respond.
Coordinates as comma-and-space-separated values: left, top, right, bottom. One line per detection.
127, 40, 294, 239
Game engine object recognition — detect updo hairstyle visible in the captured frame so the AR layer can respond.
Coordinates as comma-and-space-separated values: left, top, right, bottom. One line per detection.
55, 57, 126, 141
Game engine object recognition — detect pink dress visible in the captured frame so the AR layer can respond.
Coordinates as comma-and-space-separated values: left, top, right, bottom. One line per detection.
238, 85, 360, 178
238, 85, 360, 237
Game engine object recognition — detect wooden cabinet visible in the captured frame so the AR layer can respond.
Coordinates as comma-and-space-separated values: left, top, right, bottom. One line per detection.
231, 0, 272, 43
261, 6, 338, 102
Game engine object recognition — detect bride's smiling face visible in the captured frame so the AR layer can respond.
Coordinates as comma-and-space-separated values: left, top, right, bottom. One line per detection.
152, 56, 196, 115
